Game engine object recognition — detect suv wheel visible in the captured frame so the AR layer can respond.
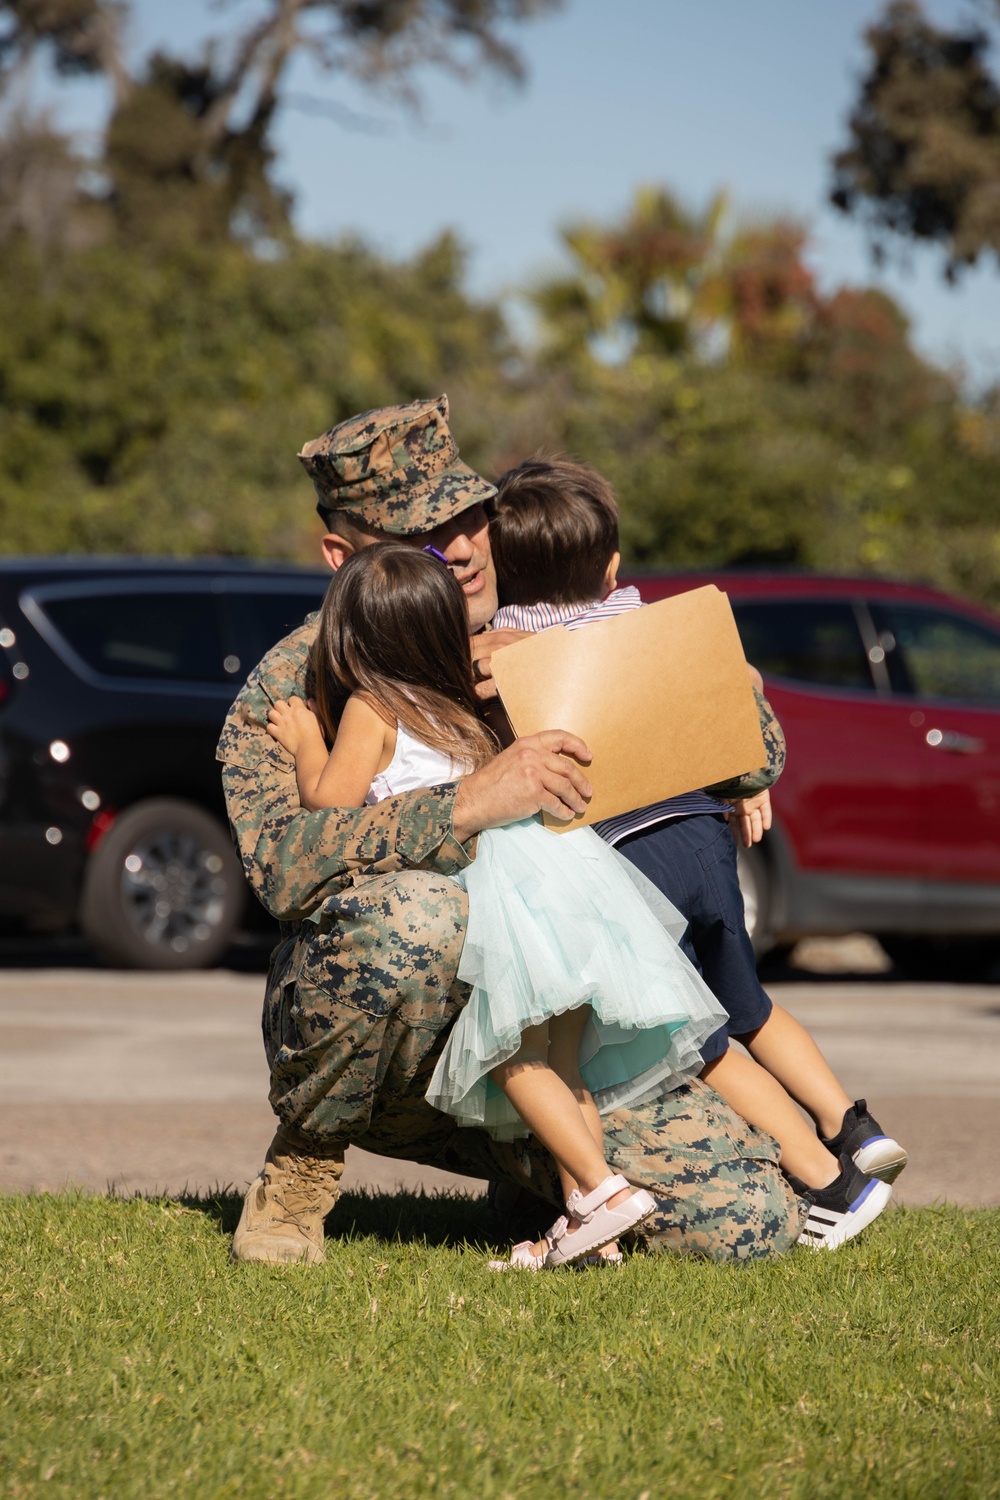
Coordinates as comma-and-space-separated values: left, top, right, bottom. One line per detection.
79, 798, 245, 969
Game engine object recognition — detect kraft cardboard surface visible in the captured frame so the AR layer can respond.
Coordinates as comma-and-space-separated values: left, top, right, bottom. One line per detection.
489, 586, 766, 830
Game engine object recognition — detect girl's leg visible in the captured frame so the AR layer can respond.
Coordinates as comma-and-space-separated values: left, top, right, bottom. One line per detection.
701, 1045, 841, 1188
490, 1021, 632, 1219
546, 1009, 621, 1261
738, 1004, 852, 1140
546, 1008, 603, 1204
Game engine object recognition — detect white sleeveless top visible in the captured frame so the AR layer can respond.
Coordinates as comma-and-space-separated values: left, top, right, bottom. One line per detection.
366, 722, 472, 804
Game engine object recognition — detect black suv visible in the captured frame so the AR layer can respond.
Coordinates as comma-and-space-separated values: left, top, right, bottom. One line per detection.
0, 558, 329, 968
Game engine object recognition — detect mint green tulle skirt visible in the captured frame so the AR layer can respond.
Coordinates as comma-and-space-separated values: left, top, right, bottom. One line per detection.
425, 818, 728, 1140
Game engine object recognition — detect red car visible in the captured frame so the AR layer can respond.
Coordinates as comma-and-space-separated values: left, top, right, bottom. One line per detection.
623, 570, 1000, 977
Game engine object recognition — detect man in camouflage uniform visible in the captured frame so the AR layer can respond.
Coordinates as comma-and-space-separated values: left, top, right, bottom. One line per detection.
219, 395, 805, 1266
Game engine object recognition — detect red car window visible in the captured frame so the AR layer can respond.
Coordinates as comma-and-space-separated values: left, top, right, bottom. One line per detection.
731, 600, 876, 692
870, 601, 1000, 705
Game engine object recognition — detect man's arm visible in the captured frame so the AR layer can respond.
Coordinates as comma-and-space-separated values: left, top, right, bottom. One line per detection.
221, 759, 470, 920
218, 622, 473, 920
218, 620, 595, 920
702, 685, 786, 800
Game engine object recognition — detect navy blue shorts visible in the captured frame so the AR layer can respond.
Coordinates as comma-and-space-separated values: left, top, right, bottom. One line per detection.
614, 813, 772, 1065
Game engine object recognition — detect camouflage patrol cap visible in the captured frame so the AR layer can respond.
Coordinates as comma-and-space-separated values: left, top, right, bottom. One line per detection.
298, 394, 497, 536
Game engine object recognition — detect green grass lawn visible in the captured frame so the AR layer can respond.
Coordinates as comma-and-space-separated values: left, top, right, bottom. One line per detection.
2, 1193, 997, 1500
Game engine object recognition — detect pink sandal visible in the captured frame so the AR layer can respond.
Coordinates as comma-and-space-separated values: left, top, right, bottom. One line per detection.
545, 1175, 655, 1267
580, 1248, 624, 1267
488, 1238, 551, 1272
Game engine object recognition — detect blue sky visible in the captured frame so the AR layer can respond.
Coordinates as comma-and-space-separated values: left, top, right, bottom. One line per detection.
38, 0, 1000, 385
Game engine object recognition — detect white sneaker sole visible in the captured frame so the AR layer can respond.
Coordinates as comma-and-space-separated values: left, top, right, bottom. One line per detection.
853, 1138, 908, 1184
798, 1178, 893, 1251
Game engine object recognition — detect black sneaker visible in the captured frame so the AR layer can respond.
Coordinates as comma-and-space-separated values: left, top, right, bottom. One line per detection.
820, 1099, 908, 1184
788, 1158, 893, 1251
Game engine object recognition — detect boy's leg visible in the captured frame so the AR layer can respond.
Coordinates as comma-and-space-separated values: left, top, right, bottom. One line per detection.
617, 816, 849, 1131
614, 815, 904, 1215
701, 1046, 839, 1187
739, 1004, 851, 1139
616, 813, 772, 1039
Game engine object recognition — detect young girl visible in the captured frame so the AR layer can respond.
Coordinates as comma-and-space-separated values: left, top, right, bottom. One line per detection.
266, 542, 727, 1270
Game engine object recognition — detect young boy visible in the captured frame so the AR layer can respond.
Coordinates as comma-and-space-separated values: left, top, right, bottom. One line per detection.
487, 456, 907, 1250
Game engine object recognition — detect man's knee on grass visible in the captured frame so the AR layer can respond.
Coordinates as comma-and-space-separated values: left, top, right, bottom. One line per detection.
602, 1080, 807, 1261
455, 1080, 806, 1261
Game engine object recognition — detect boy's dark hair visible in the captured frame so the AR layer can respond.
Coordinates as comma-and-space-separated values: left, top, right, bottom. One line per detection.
491, 458, 620, 607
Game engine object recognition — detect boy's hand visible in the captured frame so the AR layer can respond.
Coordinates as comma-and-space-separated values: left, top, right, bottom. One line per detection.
266, 696, 319, 756
722, 789, 772, 848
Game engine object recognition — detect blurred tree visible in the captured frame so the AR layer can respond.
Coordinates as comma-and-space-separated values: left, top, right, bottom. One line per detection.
532, 186, 728, 363
1, 3, 999, 608
516, 183, 1000, 603
0, 229, 510, 556
702, 221, 817, 371
534, 192, 827, 373
831, 0, 1000, 278
0, 110, 87, 247
0, 0, 558, 556
0, 0, 562, 245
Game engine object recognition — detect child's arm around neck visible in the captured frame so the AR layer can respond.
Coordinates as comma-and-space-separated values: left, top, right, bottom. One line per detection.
267, 693, 395, 810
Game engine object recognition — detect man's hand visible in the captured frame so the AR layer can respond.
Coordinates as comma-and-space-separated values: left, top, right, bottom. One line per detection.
722, 789, 772, 848
453, 731, 593, 842
471, 627, 529, 701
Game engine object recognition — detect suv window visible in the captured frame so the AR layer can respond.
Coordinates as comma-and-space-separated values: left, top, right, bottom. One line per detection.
870, 601, 1000, 705
218, 586, 326, 679
732, 600, 875, 691
40, 590, 230, 683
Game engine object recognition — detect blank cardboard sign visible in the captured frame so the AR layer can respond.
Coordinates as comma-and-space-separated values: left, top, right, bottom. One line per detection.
490, 585, 765, 830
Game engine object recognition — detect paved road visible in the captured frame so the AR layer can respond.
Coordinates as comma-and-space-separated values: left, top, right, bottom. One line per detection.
2, 950, 998, 1207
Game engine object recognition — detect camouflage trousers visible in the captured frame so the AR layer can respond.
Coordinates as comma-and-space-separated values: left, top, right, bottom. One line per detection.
263, 870, 806, 1262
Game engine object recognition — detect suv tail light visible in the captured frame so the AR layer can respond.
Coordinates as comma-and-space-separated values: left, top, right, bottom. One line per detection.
85, 807, 118, 852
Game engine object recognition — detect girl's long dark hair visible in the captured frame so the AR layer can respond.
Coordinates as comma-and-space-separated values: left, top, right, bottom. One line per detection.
310, 542, 498, 770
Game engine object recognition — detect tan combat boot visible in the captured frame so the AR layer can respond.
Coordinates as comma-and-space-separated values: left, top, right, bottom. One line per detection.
231, 1131, 345, 1265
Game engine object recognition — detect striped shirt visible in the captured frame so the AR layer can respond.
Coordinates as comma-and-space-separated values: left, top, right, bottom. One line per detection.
493, 587, 645, 633
492, 588, 727, 845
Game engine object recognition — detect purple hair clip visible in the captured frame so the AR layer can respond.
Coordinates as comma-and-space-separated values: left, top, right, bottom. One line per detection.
423, 546, 450, 567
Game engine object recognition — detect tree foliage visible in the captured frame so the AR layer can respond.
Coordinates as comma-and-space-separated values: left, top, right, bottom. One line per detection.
1, 3, 999, 609
0, 229, 509, 555
831, 0, 1000, 278
531, 187, 730, 362
518, 187, 1000, 603
0, 0, 561, 246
